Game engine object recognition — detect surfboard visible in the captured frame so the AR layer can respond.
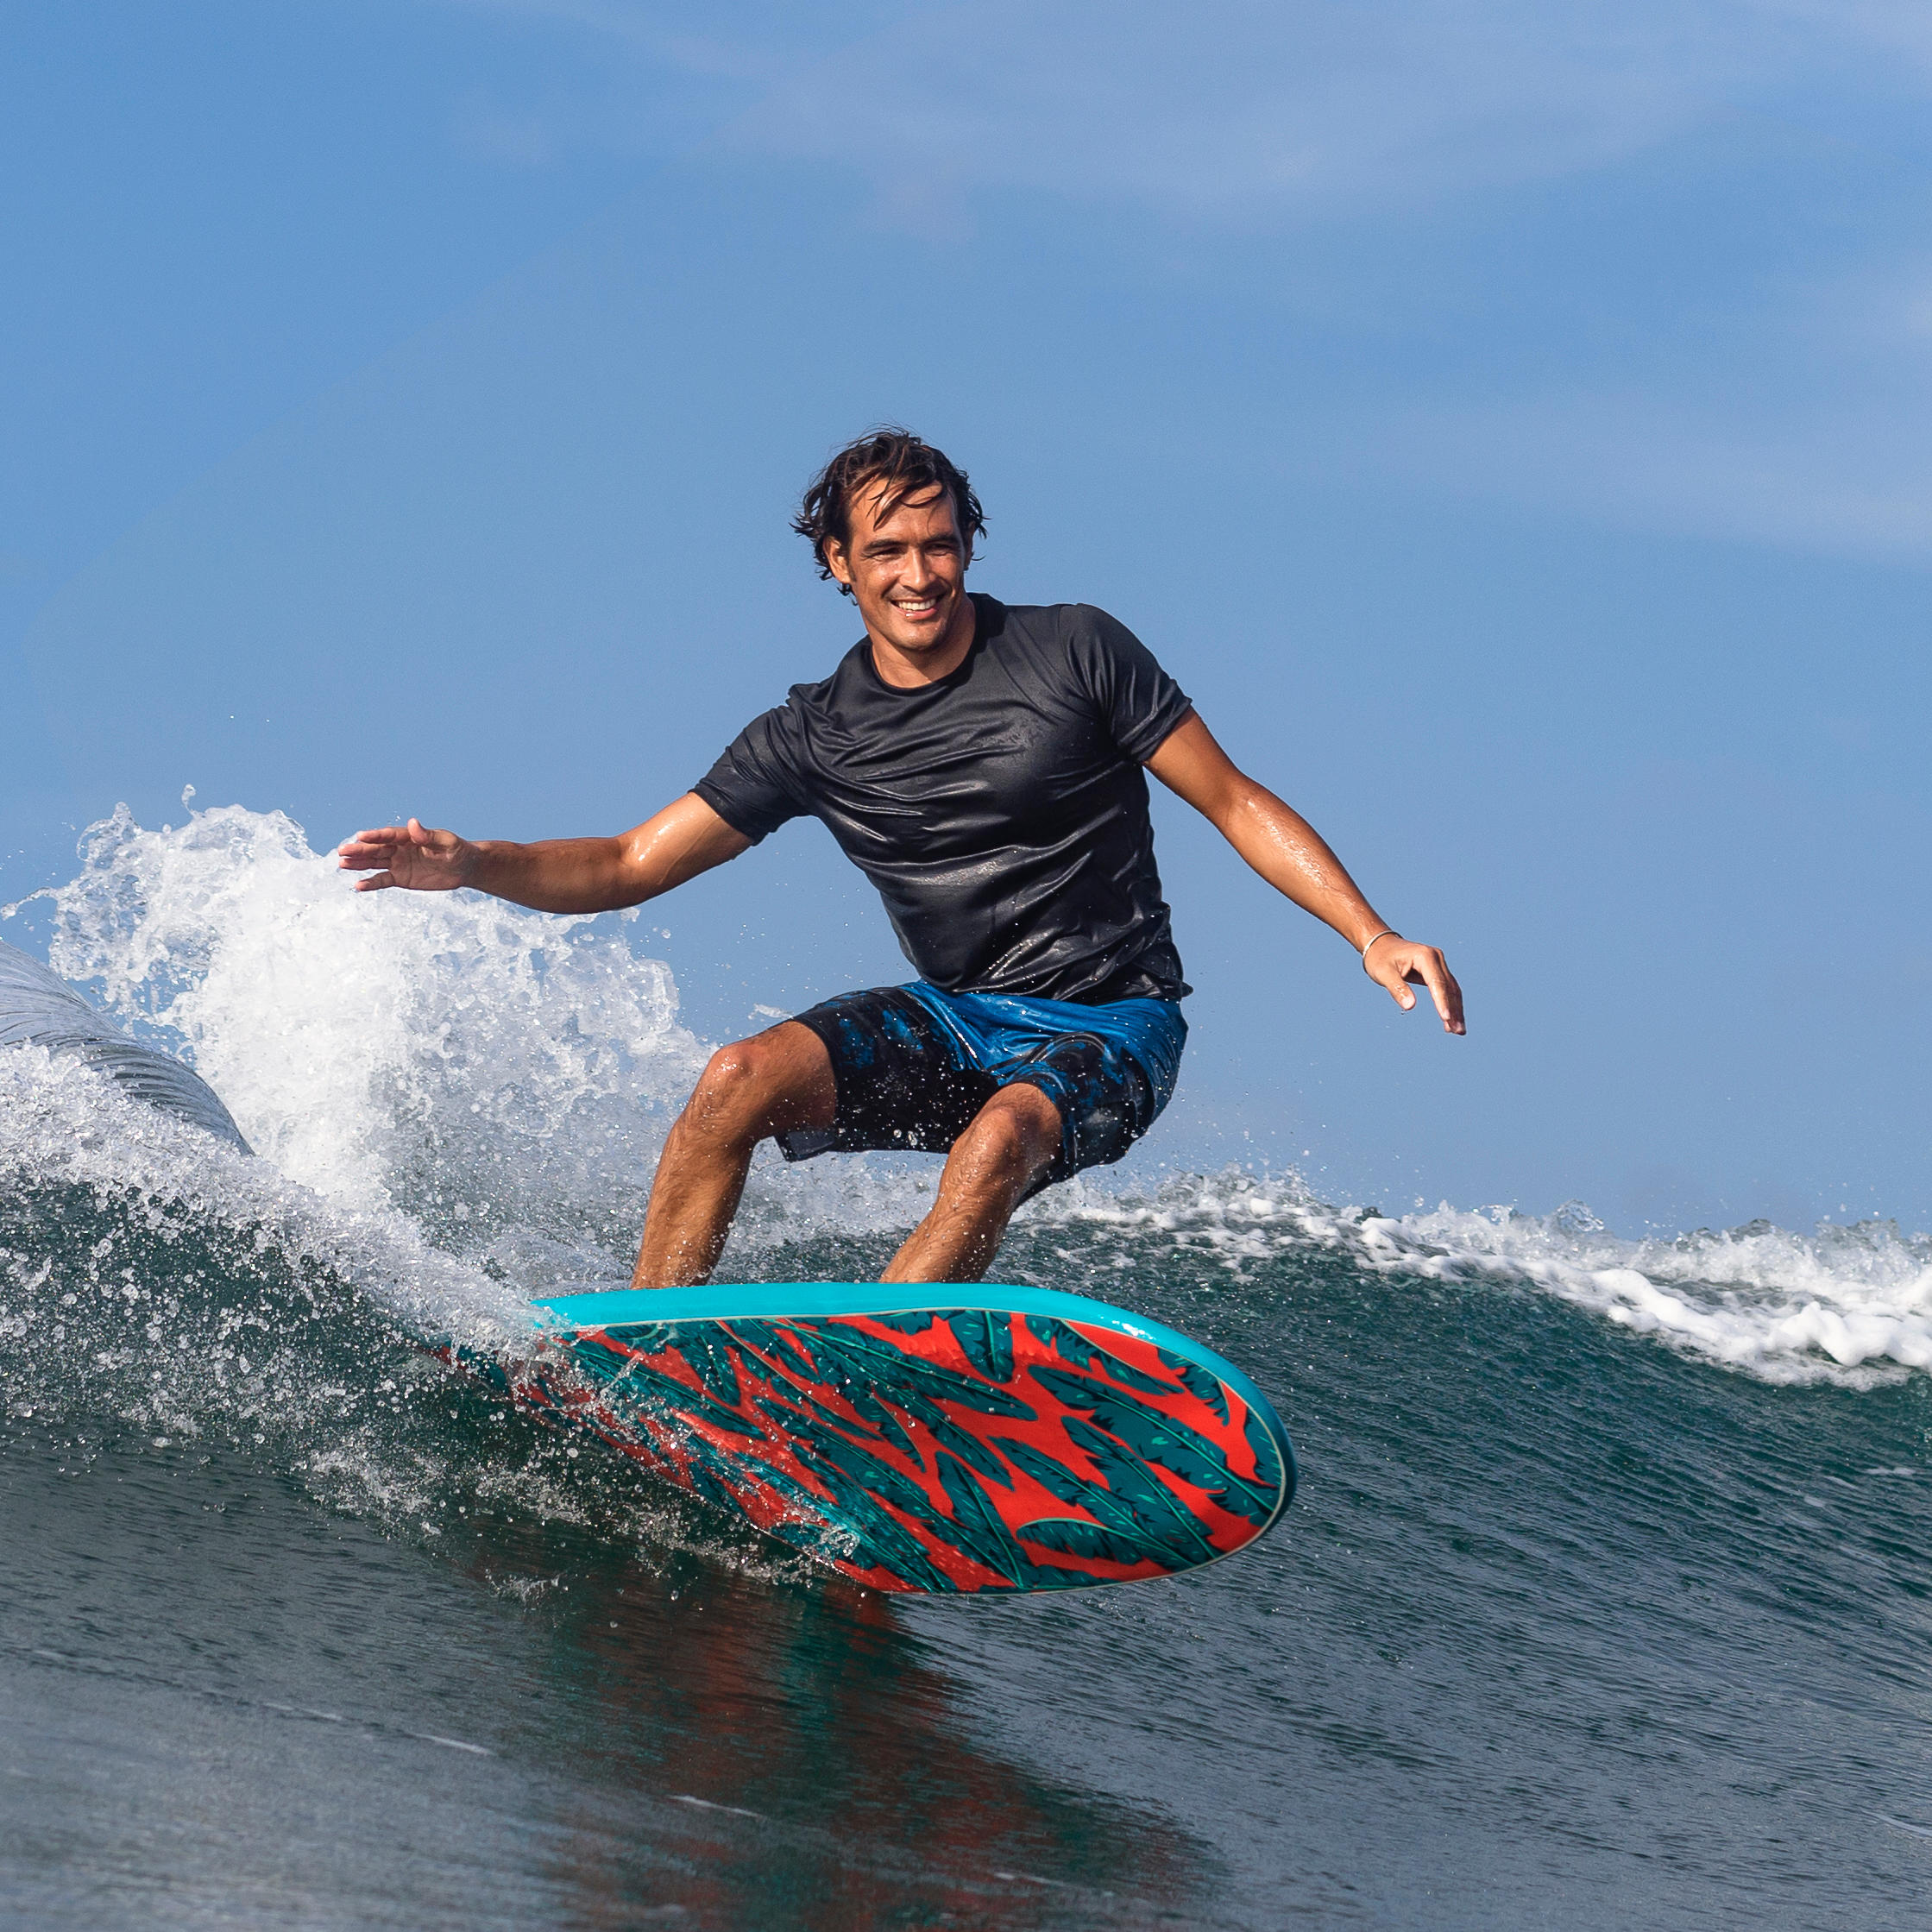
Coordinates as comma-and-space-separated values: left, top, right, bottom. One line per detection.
469, 1281, 1295, 1595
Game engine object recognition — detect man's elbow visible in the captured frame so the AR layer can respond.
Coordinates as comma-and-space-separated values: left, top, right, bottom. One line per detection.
1210, 775, 1271, 837
607, 863, 662, 911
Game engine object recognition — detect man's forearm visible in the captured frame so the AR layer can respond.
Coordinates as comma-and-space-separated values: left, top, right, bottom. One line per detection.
1144, 713, 1386, 953
1215, 784, 1387, 951
466, 837, 648, 914
338, 795, 749, 906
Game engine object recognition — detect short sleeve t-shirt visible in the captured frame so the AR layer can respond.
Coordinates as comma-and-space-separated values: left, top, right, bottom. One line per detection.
693, 595, 1194, 1004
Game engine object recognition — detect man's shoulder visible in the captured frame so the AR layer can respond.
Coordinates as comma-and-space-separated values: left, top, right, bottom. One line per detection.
979, 596, 1155, 680
977, 595, 1124, 638
761, 638, 871, 721
977, 597, 1147, 675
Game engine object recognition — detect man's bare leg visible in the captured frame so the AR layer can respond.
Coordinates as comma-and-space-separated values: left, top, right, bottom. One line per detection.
881, 1084, 1063, 1284
632, 1022, 835, 1288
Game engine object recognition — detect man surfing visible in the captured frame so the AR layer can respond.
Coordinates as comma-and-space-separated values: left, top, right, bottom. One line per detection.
338, 428, 1463, 1288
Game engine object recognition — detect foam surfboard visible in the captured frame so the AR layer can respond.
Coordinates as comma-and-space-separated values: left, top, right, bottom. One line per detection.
470, 1281, 1295, 1595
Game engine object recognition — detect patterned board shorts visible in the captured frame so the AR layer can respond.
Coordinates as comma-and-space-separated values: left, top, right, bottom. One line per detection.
774, 980, 1186, 1199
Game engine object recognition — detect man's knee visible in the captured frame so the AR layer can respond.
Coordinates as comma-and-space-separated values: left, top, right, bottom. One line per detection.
680, 1023, 830, 1145
685, 1037, 784, 1137
945, 1086, 1061, 1199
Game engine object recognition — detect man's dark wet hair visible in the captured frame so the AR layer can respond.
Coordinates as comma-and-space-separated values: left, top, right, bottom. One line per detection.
793, 427, 987, 595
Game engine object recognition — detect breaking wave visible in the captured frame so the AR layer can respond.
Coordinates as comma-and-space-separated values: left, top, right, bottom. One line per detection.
0, 796, 1923, 1570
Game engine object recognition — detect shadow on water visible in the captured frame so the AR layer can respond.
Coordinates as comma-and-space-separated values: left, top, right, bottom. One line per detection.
469, 1530, 1213, 1928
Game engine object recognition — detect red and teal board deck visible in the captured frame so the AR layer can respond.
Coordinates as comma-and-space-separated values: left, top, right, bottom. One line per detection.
498, 1281, 1295, 1595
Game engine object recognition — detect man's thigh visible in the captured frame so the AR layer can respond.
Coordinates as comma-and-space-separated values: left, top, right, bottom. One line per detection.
943, 1080, 1064, 1187
772, 987, 996, 1162
996, 1031, 1158, 1197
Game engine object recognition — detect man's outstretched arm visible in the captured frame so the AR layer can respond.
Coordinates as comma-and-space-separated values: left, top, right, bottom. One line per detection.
1144, 713, 1465, 1034
335, 793, 752, 913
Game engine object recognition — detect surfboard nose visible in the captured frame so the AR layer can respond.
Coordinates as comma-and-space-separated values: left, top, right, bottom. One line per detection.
0, 937, 251, 1152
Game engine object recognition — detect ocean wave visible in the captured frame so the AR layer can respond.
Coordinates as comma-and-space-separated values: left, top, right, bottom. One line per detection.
0, 1043, 526, 1351
0, 1050, 803, 1581
3, 801, 1926, 1394
1029, 1170, 1932, 1388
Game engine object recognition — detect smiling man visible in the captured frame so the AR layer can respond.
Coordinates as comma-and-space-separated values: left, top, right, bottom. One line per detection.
338, 427, 1463, 1287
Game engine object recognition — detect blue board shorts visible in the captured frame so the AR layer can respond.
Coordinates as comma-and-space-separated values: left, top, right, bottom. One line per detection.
775, 981, 1186, 1199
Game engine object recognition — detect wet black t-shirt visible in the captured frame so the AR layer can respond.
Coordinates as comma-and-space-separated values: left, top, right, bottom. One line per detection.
693, 595, 1194, 1003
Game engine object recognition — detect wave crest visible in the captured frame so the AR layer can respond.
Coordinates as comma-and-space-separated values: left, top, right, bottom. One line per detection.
1032, 1169, 1932, 1386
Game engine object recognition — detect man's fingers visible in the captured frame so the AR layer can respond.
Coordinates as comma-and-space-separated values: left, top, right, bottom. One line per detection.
337, 825, 450, 853
405, 816, 460, 851
337, 822, 462, 884
337, 830, 405, 869
337, 818, 470, 892
1369, 941, 1467, 1035
1414, 955, 1466, 1035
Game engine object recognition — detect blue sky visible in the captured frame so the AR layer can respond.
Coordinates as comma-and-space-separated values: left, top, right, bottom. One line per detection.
3, 1, 1928, 1231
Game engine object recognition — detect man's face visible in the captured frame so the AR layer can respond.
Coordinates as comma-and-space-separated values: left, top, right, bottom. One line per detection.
824, 481, 971, 660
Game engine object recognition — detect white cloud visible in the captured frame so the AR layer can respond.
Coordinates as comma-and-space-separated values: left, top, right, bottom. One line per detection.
424, 2, 1932, 558
429, 2, 1932, 216
431, 0, 873, 85
708, 0, 1932, 219
1341, 383, 1932, 561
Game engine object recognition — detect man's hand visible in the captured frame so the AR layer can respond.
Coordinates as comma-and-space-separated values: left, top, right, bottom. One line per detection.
337, 818, 475, 892
1363, 935, 1465, 1035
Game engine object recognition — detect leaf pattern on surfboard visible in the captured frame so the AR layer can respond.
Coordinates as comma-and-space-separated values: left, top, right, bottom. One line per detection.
761, 1321, 1015, 1488
469, 1293, 1293, 1595
865, 1312, 937, 1335
1029, 1366, 1275, 1526
1023, 1314, 1174, 1395
1155, 1344, 1231, 1424
992, 1424, 1217, 1565
989, 1430, 1193, 1562
944, 1310, 1015, 1385
1016, 1517, 1164, 1566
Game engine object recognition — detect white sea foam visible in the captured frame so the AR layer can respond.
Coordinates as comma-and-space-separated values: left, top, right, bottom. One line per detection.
1030, 1170, 1932, 1388
17, 802, 711, 1246
8, 803, 947, 1266
6, 802, 1929, 1390
0, 1042, 526, 1350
